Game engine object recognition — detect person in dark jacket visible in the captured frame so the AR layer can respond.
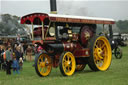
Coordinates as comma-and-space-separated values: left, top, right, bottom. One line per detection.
15, 46, 22, 61
0, 46, 2, 70
6, 46, 12, 75
0, 46, 4, 70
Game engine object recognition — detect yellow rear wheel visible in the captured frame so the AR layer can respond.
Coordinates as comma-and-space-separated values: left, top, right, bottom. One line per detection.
35, 53, 52, 77
88, 36, 112, 71
76, 64, 86, 71
59, 52, 76, 76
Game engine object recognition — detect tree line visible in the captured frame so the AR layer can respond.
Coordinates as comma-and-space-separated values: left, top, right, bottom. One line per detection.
0, 14, 27, 36
116, 20, 128, 33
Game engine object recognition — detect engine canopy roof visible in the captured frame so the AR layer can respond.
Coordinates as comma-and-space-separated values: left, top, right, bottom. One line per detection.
21, 13, 115, 25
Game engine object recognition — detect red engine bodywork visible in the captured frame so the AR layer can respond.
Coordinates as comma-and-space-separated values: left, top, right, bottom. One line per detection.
63, 42, 90, 57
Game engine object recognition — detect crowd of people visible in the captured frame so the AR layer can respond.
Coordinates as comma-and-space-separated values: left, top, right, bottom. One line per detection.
0, 42, 43, 75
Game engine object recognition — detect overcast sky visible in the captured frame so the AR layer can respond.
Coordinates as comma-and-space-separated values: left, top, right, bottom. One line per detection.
0, 0, 128, 20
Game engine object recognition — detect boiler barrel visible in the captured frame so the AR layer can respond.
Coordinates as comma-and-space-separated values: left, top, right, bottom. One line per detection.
44, 42, 79, 55
44, 43, 64, 55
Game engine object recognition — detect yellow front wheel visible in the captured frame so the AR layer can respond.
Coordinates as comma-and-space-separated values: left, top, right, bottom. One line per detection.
88, 36, 112, 71
59, 52, 76, 76
35, 53, 52, 77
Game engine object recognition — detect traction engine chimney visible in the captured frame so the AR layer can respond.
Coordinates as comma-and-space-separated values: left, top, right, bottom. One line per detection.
50, 0, 57, 14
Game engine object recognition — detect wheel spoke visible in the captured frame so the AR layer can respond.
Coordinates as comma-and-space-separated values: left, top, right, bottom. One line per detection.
40, 67, 45, 73
94, 55, 98, 61
64, 62, 67, 67
63, 65, 67, 72
101, 44, 105, 49
99, 41, 102, 48
67, 66, 70, 72
95, 44, 99, 48
40, 57, 43, 62
67, 56, 69, 60
117, 52, 120, 54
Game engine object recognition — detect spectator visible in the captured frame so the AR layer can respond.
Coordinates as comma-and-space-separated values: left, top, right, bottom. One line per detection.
26, 45, 33, 61
12, 56, 20, 74
15, 46, 22, 61
0, 46, 2, 70
6, 46, 12, 75
18, 44, 24, 59
33, 44, 43, 67
2, 47, 6, 71
14, 43, 18, 52
37, 45, 43, 54
0, 46, 5, 70
19, 57, 23, 70
23, 43, 28, 61
33, 44, 39, 67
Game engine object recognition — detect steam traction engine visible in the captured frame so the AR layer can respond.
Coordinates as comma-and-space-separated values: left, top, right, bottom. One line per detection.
21, 13, 115, 76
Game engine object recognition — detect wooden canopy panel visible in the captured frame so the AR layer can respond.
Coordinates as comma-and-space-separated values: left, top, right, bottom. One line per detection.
49, 14, 115, 24
20, 13, 49, 25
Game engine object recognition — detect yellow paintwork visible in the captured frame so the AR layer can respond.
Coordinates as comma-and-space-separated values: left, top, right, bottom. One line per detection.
93, 36, 112, 71
62, 52, 76, 76
37, 54, 52, 76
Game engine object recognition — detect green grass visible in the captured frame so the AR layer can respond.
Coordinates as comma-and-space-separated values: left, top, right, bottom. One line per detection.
0, 46, 128, 85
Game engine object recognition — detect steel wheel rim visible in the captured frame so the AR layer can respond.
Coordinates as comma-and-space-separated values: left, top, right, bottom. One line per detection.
94, 36, 112, 71
62, 52, 76, 76
37, 54, 52, 76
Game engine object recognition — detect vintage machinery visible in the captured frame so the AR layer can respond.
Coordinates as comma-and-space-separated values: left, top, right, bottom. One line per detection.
110, 33, 126, 59
21, 13, 115, 77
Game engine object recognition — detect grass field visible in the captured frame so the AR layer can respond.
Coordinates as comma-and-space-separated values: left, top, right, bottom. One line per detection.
0, 46, 128, 85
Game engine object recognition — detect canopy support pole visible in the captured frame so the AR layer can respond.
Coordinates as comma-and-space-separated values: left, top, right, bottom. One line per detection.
103, 24, 105, 34
42, 22, 44, 40
32, 22, 34, 40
